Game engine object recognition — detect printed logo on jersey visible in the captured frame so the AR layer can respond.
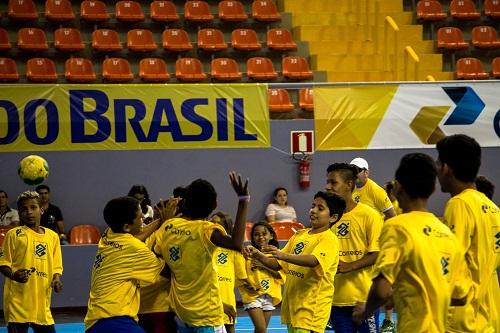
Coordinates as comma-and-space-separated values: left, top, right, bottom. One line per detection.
353, 195, 361, 203
423, 226, 450, 238
440, 256, 450, 275
260, 279, 270, 291
336, 221, 350, 238
16, 229, 23, 237
169, 245, 181, 262
34, 242, 47, 258
293, 242, 305, 255
165, 223, 192, 236
93, 253, 104, 269
217, 252, 229, 265
494, 228, 500, 253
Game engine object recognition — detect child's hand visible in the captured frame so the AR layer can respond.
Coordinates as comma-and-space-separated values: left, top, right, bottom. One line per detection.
243, 281, 260, 292
51, 275, 63, 293
352, 302, 367, 325
222, 303, 236, 322
11, 269, 30, 283
243, 245, 261, 259
155, 197, 180, 222
229, 171, 249, 196
261, 245, 283, 260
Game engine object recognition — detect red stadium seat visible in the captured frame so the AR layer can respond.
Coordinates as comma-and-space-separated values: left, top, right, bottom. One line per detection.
218, 0, 248, 22
163, 29, 193, 52
69, 225, 101, 244
299, 88, 314, 112
0, 58, 20, 82
211, 58, 242, 81
471, 26, 500, 49
54, 28, 85, 52
282, 56, 313, 80
184, 1, 214, 22
18, 28, 48, 52
456, 57, 489, 79
80, 0, 110, 22
231, 29, 261, 51
127, 29, 157, 52
270, 221, 304, 240
65, 58, 97, 83
150, 1, 179, 22
102, 58, 134, 82
247, 57, 278, 81
485, 0, 500, 18
115, 1, 144, 22
492, 57, 500, 78
437, 27, 469, 50
139, 58, 170, 82
268, 89, 294, 113
416, 0, 447, 21
267, 28, 297, 51
45, 0, 75, 22
176, 58, 207, 82
8, 0, 38, 21
198, 28, 228, 52
251, 0, 281, 22
450, 0, 481, 20
26, 58, 58, 82
0, 29, 11, 51
92, 29, 122, 52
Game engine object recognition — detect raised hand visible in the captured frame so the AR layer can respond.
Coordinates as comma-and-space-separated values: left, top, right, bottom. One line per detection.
229, 171, 249, 196
154, 197, 180, 222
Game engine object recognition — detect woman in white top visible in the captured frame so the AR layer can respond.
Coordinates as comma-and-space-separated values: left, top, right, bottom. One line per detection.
128, 185, 154, 224
265, 187, 297, 222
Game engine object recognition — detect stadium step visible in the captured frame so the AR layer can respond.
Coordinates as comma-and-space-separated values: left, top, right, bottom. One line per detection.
293, 25, 424, 42
307, 40, 436, 55
281, 0, 403, 13
291, 12, 414, 26
326, 70, 455, 82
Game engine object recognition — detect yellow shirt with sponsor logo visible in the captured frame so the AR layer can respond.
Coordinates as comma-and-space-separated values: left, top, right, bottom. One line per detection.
85, 229, 165, 330
154, 217, 226, 327
0, 226, 62, 325
443, 189, 500, 333
280, 228, 339, 332
353, 178, 393, 216
331, 202, 383, 306
374, 211, 472, 333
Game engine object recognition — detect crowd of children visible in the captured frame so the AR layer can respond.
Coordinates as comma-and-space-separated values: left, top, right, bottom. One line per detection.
1, 134, 499, 333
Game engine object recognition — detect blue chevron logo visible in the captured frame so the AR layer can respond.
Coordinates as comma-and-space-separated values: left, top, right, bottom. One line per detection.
443, 87, 485, 125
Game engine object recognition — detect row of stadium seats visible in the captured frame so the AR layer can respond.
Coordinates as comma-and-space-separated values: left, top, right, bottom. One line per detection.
5, 0, 281, 23
438, 26, 500, 50
0, 56, 313, 82
456, 57, 500, 79
268, 88, 313, 113
0, 27, 297, 53
417, 0, 500, 21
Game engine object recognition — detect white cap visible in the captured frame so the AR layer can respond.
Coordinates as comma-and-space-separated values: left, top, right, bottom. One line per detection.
350, 157, 369, 170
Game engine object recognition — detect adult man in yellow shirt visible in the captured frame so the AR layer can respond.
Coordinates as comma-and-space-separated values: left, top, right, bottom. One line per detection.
436, 134, 500, 333
352, 153, 472, 333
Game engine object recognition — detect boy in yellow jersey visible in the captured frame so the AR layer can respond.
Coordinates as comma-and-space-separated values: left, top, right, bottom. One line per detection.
0, 191, 63, 333
436, 134, 500, 333
85, 196, 172, 333
245, 191, 346, 333
325, 163, 383, 333
352, 153, 473, 333
155, 172, 249, 333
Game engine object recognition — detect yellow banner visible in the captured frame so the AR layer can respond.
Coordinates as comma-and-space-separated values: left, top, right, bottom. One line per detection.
0, 84, 270, 152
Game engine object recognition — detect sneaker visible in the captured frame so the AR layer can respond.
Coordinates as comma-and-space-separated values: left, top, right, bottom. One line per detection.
380, 319, 395, 333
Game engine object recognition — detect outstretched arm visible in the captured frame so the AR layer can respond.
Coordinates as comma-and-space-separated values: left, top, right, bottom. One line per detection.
262, 245, 319, 267
338, 252, 378, 273
243, 246, 281, 271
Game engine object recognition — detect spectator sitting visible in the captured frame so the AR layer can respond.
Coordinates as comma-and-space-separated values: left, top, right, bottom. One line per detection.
0, 191, 19, 227
128, 185, 154, 225
265, 187, 297, 223
35, 185, 68, 244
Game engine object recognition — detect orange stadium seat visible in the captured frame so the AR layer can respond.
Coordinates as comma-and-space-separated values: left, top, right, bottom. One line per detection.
65, 58, 97, 83
0, 29, 11, 51
8, 0, 38, 21
0, 58, 20, 82
211, 57, 242, 81
450, 0, 481, 20
69, 225, 101, 244
416, 0, 447, 21
456, 57, 489, 79
18, 28, 48, 52
282, 56, 313, 80
251, 0, 281, 22
218, 0, 248, 22
150, 1, 179, 22
437, 27, 469, 50
115, 1, 145, 22
163, 29, 193, 52
267, 28, 297, 51
55, 28, 85, 52
128, 29, 157, 52
198, 28, 228, 52
102, 58, 134, 82
492, 57, 500, 78
231, 28, 261, 51
80, 0, 110, 22
92, 29, 122, 52
175, 57, 207, 82
299, 88, 314, 112
268, 89, 294, 113
26, 58, 58, 82
485, 0, 500, 18
471, 26, 500, 49
184, 1, 214, 22
139, 58, 170, 82
247, 57, 278, 80
270, 221, 304, 240
45, 0, 75, 22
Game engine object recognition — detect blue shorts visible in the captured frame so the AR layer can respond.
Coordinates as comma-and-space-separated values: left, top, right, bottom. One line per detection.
330, 306, 378, 333
86, 316, 145, 333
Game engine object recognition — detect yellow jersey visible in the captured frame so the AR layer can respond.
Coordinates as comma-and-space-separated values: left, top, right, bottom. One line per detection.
374, 211, 472, 333
280, 228, 339, 332
84, 229, 165, 330
331, 202, 383, 306
353, 178, 394, 216
154, 217, 226, 327
0, 226, 62, 325
443, 189, 500, 333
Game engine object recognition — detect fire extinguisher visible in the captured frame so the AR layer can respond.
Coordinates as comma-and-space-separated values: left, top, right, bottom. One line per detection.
297, 154, 311, 189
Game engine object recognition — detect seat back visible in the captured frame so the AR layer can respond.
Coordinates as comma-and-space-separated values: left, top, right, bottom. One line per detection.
8, 0, 38, 20
485, 0, 500, 17
163, 29, 192, 51
92, 29, 122, 51
282, 56, 313, 79
472, 26, 500, 46
267, 28, 297, 50
437, 27, 467, 48
55, 28, 85, 52
0, 28, 11, 50
45, 0, 75, 21
0, 58, 19, 82
176, 57, 204, 75
18, 28, 48, 51
127, 29, 157, 52
26, 58, 58, 82
150, 1, 179, 22
115, 0, 144, 22
492, 57, 500, 78
81, 0, 110, 21
139, 58, 170, 82
102, 58, 133, 82
251, 0, 281, 21
65, 58, 96, 83
456, 57, 488, 79
198, 28, 227, 50
184, 1, 213, 22
231, 28, 261, 50
211, 57, 241, 80
218, 0, 248, 21
416, 0, 446, 19
450, 0, 480, 17
247, 57, 277, 80
69, 224, 101, 244
268, 88, 294, 112
270, 221, 304, 241
299, 88, 314, 111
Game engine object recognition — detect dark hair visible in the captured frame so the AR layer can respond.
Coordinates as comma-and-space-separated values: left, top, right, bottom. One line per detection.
172, 186, 187, 215
35, 184, 50, 193
271, 187, 288, 205
182, 179, 217, 219
313, 191, 346, 222
436, 134, 481, 183
17, 191, 41, 210
326, 163, 358, 191
250, 221, 279, 249
475, 175, 495, 199
127, 185, 152, 215
211, 211, 233, 235
384, 181, 395, 195
395, 153, 436, 199
103, 196, 140, 233
0, 190, 7, 198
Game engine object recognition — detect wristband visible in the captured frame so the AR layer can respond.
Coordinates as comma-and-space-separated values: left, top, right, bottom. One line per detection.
238, 195, 250, 202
